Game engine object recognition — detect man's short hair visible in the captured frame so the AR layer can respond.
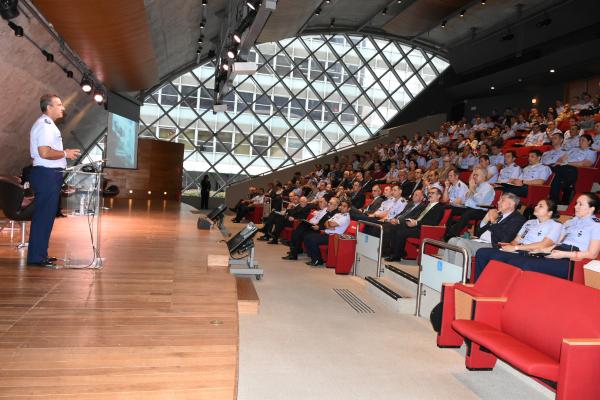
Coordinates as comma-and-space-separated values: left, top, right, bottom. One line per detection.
552, 132, 564, 140
479, 154, 490, 162
40, 94, 58, 113
529, 149, 543, 158
501, 191, 520, 207
507, 150, 516, 158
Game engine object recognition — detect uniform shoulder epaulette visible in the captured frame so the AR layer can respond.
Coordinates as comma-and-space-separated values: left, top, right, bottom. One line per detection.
44, 118, 51, 124
593, 217, 600, 223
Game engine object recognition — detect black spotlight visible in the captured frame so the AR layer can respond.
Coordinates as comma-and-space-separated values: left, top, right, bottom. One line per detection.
7, 20, 22, 36
0, 0, 19, 20
41, 49, 54, 62
80, 76, 93, 93
93, 88, 105, 104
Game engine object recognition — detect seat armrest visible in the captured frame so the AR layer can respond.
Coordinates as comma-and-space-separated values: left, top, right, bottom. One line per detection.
470, 297, 507, 329
420, 225, 445, 240
526, 184, 551, 205
558, 339, 600, 400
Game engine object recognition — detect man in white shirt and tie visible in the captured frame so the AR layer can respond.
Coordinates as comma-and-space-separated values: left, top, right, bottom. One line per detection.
303, 200, 351, 266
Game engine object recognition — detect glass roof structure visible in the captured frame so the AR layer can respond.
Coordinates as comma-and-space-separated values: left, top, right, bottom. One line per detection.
137, 34, 449, 196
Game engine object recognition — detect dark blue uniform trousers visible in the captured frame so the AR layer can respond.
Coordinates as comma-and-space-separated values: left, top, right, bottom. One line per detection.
475, 247, 571, 281
303, 232, 329, 262
27, 166, 62, 263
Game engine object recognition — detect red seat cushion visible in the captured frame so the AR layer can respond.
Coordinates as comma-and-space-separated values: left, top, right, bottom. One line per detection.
452, 320, 559, 381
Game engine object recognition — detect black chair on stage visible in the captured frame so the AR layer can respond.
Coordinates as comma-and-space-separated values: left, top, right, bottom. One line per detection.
0, 176, 35, 248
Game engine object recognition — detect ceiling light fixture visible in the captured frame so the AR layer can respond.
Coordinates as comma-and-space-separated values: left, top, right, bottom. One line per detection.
531, 98, 538, 104
93, 88, 105, 104
202, 0, 207, 6
227, 48, 236, 59
441, 20, 447, 28
314, 7, 321, 15
382, 7, 387, 16
80, 76, 93, 93
246, 1, 256, 10
233, 33, 241, 43
490, 86, 495, 90
481, 0, 486, 4
549, 68, 555, 73
222, 63, 229, 71
198, 35, 204, 44
459, 10, 466, 17
0, 0, 19, 20
7, 21, 23, 36
200, 20, 206, 29
329, 18, 335, 28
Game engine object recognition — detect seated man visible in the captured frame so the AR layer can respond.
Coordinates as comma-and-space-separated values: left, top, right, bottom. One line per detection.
233, 188, 264, 223
381, 189, 427, 255
385, 187, 445, 262
550, 134, 597, 204
282, 197, 337, 260
348, 181, 366, 209
442, 168, 468, 206
478, 155, 498, 184
444, 167, 495, 241
497, 149, 552, 198
303, 200, 351, 267
445, 192, 525, 266
352, 185, 407, 233
522, 122, 545, 146
258, 192, 298, 240
541, 132, 566, 166
495, 151, 521, 184
267, 196, 312, 245
349, 184, 386, 220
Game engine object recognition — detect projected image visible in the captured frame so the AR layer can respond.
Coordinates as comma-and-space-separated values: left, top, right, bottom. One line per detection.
106, 113, 138, 169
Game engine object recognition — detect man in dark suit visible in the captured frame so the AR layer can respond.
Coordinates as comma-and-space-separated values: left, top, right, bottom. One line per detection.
348, 181, 365, 209
385, 187, 446, 262
381, 189, 426, 255
349, 184, 385, 220
258, 192, 299, 241
268, 196, 313, 244
397, 169, 415, 199
446, 192, 526, 265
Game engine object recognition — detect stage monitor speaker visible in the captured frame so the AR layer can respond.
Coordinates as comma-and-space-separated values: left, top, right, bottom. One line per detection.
197, 216, 213, 230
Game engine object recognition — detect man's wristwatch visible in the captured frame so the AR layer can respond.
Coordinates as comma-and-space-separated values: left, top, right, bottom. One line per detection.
63, 150, 67, 158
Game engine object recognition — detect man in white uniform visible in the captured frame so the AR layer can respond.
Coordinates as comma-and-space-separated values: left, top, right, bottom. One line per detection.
28, 94, 80, 267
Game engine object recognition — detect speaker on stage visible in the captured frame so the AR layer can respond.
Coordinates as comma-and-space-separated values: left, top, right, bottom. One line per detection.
197, 203, 227, 230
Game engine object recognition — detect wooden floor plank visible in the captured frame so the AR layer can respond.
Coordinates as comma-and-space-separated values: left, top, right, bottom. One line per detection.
0, 200, 238, 398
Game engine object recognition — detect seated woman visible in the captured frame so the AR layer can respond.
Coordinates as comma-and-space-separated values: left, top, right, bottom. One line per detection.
475, 193, 600, 280
474, 199, 562, 280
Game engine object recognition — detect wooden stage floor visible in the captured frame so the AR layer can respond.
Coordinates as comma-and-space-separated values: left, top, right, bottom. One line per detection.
0, 200, 238, 399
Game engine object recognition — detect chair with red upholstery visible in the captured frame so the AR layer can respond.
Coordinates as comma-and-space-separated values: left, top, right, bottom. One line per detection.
324, 220, 360, 270
574, 157, 600, 193
281, 209, 315, 242
452, 272, 600, 400
458, 170, 471, 184
437, 260, 523, 348
245, 205, 264, 224
404, 208, 452, 260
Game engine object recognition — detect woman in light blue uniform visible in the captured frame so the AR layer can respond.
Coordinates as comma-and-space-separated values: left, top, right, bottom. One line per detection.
479, 193, 600, 279
474, 199, 561, 279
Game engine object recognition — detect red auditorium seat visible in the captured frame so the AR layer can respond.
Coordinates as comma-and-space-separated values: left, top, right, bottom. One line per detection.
437, 260, 523, 348
574, 157, 600, 194
452, 272, 600, 399
404, 208, 452, 260
324, 221, 360, 271
280, 210, 316, 242
245, 205, 264, 224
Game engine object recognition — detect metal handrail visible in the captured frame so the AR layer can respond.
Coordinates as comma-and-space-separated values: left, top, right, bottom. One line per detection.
415, 238, 470, 317
353, 220, 384, 277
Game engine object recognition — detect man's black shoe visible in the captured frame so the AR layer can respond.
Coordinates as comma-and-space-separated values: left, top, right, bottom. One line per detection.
282, 254, 297, 260
257, 235, 270, 241
47, 257, 58, 262
27, 259, 56, 268
229, 207, 236, 212
384, 256, 401, 262
56, 212, 67, 218
306, 259, 323, 267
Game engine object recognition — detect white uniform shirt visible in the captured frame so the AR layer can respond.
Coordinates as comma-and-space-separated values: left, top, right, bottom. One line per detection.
559, 215, 600, 251
542, 148, 567, 165
566, 147, 597, 164
519, 163, 552, 182
489, 153, 504, 166
325, 212, 350, 235
251, 195, 264, 204
517, 219, 562, 245
30, 114, 66, 168
523, 131, 545, 146
309, 208, 328, 225
448, 180, 468, 205
562, 130, 583, 150
386, 198, 408, 221
465, 182, 495, 210
497, 163, 521, 183
486, 165, 499, 183
592, 134, 600, 151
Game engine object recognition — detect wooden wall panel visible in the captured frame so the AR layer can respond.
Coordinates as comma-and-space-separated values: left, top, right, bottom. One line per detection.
104, 139, 184, 200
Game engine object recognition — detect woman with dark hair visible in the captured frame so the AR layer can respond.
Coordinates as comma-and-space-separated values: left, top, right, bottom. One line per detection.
476, 193, 600, 280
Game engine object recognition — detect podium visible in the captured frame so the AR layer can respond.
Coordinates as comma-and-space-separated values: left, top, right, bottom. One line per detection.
61, 164, 104, 268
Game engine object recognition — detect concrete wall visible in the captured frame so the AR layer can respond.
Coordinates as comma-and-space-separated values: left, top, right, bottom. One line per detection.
224, 113, 446, 207
0, 15, 107, 176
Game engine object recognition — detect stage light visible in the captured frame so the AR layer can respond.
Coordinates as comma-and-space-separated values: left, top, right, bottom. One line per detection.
531, 98, 538, 104
441, 20, 447, 28
93, 89, 105, 104
459, 10, 465, 17
41, 49, 54, 62
0, 0, 19, 20
549, 68, 555, 73
80, 76, 93, 93
233, 33, 241, 43
7, 21, 22, 36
